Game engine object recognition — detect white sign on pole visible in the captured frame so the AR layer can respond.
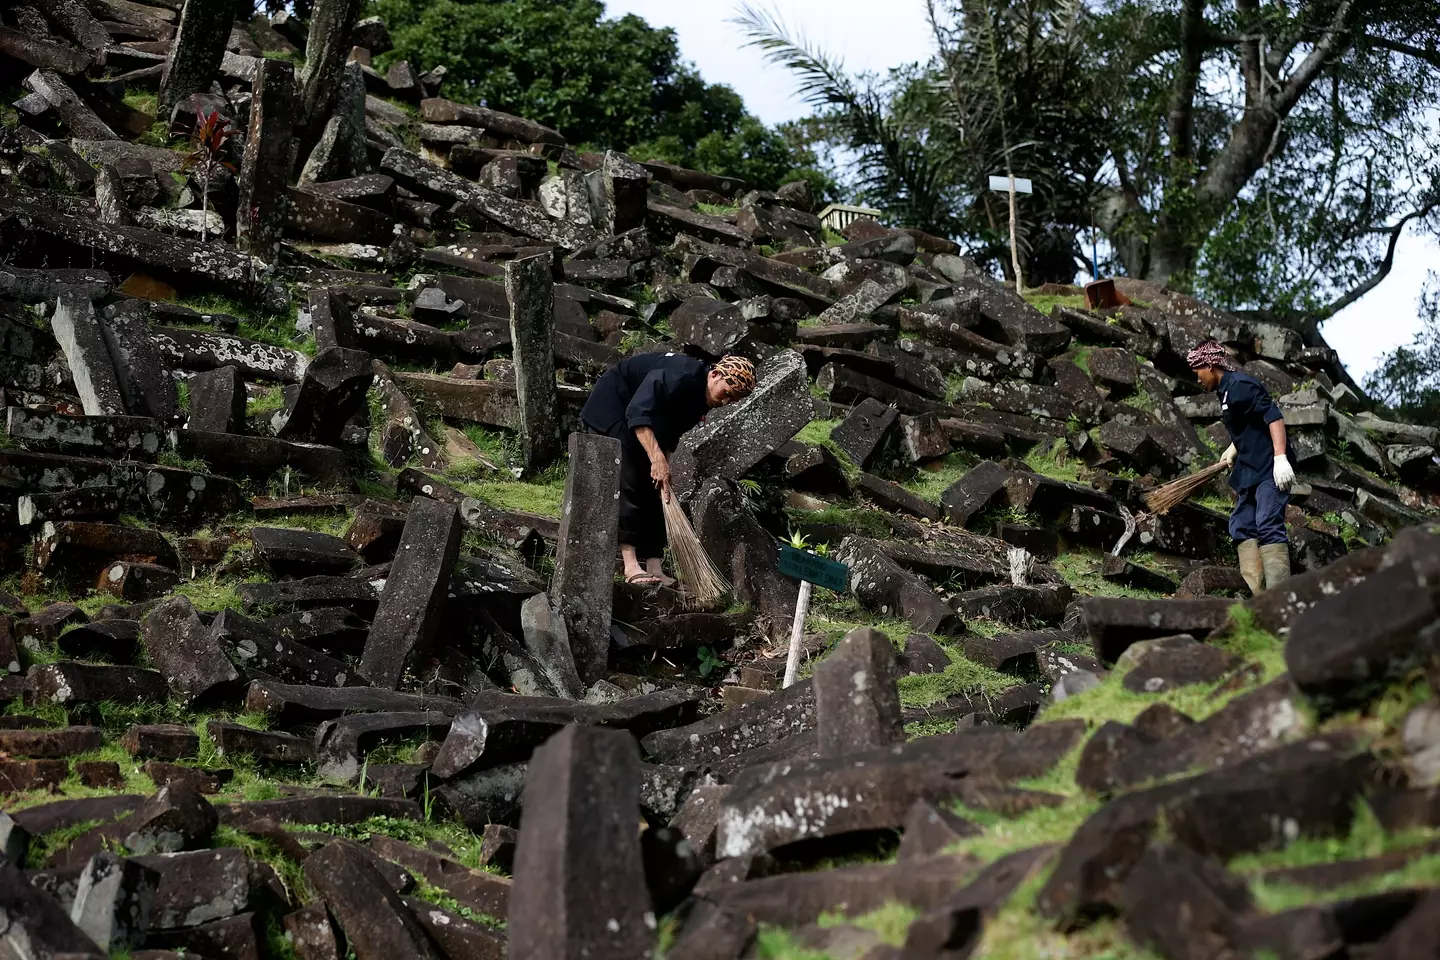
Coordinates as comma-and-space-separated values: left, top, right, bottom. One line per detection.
988, 175, 1033, 194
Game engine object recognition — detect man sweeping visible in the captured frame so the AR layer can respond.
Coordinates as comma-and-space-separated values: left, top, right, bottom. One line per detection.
581, 352, 757, 586
1187, 340, 1295, 594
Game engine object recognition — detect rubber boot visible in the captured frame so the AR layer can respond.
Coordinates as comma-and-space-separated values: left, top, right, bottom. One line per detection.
1237, 539, 1263, 596
1260, 543, 1291, 591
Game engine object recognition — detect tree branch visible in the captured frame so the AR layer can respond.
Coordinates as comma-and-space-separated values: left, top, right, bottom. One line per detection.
1317, 201, 1438, 319
1200, 0, 1358, 208
1273, 0, 1357, 115
1233, 0, 1264, 103
1168, 0, 1208, 160
1367, 35, 1440, 69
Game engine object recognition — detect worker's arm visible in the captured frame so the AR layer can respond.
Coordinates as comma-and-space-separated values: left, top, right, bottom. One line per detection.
625, 370, 674, 498
634, 426, 670, 492
1268, 418, 1287, 457
1268, 416, 1294, 490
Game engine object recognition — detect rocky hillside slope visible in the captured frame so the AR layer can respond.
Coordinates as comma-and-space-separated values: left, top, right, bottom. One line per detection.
2, 5, 1440, 959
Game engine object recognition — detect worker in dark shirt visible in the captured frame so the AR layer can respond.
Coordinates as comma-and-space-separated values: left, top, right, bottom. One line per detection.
581, 352, 757, 585
1187, 340, 1295, 594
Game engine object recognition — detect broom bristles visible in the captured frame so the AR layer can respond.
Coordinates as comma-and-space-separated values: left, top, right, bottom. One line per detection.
1143, 461, 1230, 515
662, 494, 729, 602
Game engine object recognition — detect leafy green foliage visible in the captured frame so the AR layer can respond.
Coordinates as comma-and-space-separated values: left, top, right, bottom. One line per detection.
1366, 277, 1440, 424
372, 0, 830, 191
695, 646, 725, 678
739, 0, 1440, 316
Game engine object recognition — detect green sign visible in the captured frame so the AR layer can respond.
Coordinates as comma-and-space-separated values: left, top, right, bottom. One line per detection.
777, 545, 850, 592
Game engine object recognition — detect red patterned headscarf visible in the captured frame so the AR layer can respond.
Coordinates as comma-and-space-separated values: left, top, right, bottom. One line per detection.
1186, 340, 1238, 371
713, 355, 757, 397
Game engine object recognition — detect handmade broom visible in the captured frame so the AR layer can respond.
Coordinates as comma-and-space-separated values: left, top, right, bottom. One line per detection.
1143, 460, 1230, 515
662, 489, 728, 602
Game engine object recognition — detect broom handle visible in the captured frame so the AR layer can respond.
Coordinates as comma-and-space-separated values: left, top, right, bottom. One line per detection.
782, 579, 814, 688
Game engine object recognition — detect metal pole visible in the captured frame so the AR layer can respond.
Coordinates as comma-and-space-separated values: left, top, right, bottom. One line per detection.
782, 579, 814, 688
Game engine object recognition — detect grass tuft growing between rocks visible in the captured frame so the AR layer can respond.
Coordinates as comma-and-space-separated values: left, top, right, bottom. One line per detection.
786, 504, 895, 542
1050, 549, 1170, 600
897, 651, 1022, 708
898, 452, 979, 503
793, 418, 861, 483
1020, 292, 1088, 316
1023, 439, 1083, 484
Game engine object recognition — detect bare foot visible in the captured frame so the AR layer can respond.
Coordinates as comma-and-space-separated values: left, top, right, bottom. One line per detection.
645, 558, 677, 587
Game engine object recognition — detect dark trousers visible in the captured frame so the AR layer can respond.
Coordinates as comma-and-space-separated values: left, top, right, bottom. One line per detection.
1230, 475, 1289, 545
585, 421, 666, 559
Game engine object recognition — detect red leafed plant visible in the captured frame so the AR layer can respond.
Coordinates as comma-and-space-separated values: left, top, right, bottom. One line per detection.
181, 107, 237, 242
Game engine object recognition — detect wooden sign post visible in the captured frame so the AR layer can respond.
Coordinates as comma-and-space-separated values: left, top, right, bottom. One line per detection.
988, 174, 1033, 294
776, 545, 850, 688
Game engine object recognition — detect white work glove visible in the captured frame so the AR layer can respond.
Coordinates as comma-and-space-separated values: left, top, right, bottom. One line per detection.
1220, 443, 1237, 468
1273, 455, 1295, 492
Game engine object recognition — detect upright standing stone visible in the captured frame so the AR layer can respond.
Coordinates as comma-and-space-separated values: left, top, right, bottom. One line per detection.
159, 0, 235, 115
237, 58, 297, 261
519, 593, 585, 701
187, 366, 247, 433
300, 0, 364, 133
52, 292, 125, 416
70, 851, 161, 951
141, 595, 240, 705
300, 60, 368, 184
591, 150, 649, 235
98, 301, 178, 421
551, 432, 621, 685
94, 165, 133, 225
358, 497, 462, 688
509, 725, 654, 960
505, 250, 561, 473
813, 627, 905, 757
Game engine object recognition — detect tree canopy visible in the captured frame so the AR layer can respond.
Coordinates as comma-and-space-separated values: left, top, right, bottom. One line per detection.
736, 0, 1440, 329
1366, 274, 1440, 423
371, 0, 831, 194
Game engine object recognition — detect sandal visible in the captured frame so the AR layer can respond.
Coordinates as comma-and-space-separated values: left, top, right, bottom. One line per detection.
626, 572, 663, 585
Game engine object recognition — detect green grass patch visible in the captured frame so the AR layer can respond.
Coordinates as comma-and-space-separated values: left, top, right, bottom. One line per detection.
1037, 605, 1286, 731
1023, 439, 1082, 484
156, 449, 208, 473
25, 818, 106, 868
792, 418, 861, 483
172, 573, 264, 614
247, 385, 287, 420
696, 202, 739, 216
121, 90, 157, 116
899, 451, 979, 503
214, 824, 309, 904
817, 901, 919, 945
459, 479, 564, 517
1195, 493, 1234, 513
254, 510, 351, 537
1020, 293, 1087, 316
1050, 549, 1168, 600
897, 648, 1022, 709
409, 878, 507, 929
299, 814, 498, 875
786, 503, 894, 542
750, 928, 828, 959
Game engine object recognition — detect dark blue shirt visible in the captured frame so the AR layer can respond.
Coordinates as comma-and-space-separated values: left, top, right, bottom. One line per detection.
1219, 370, 1288, 491
580, 352, 710, 451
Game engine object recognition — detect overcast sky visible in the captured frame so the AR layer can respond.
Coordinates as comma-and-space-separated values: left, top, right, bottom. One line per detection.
606, 0, 1435, 383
